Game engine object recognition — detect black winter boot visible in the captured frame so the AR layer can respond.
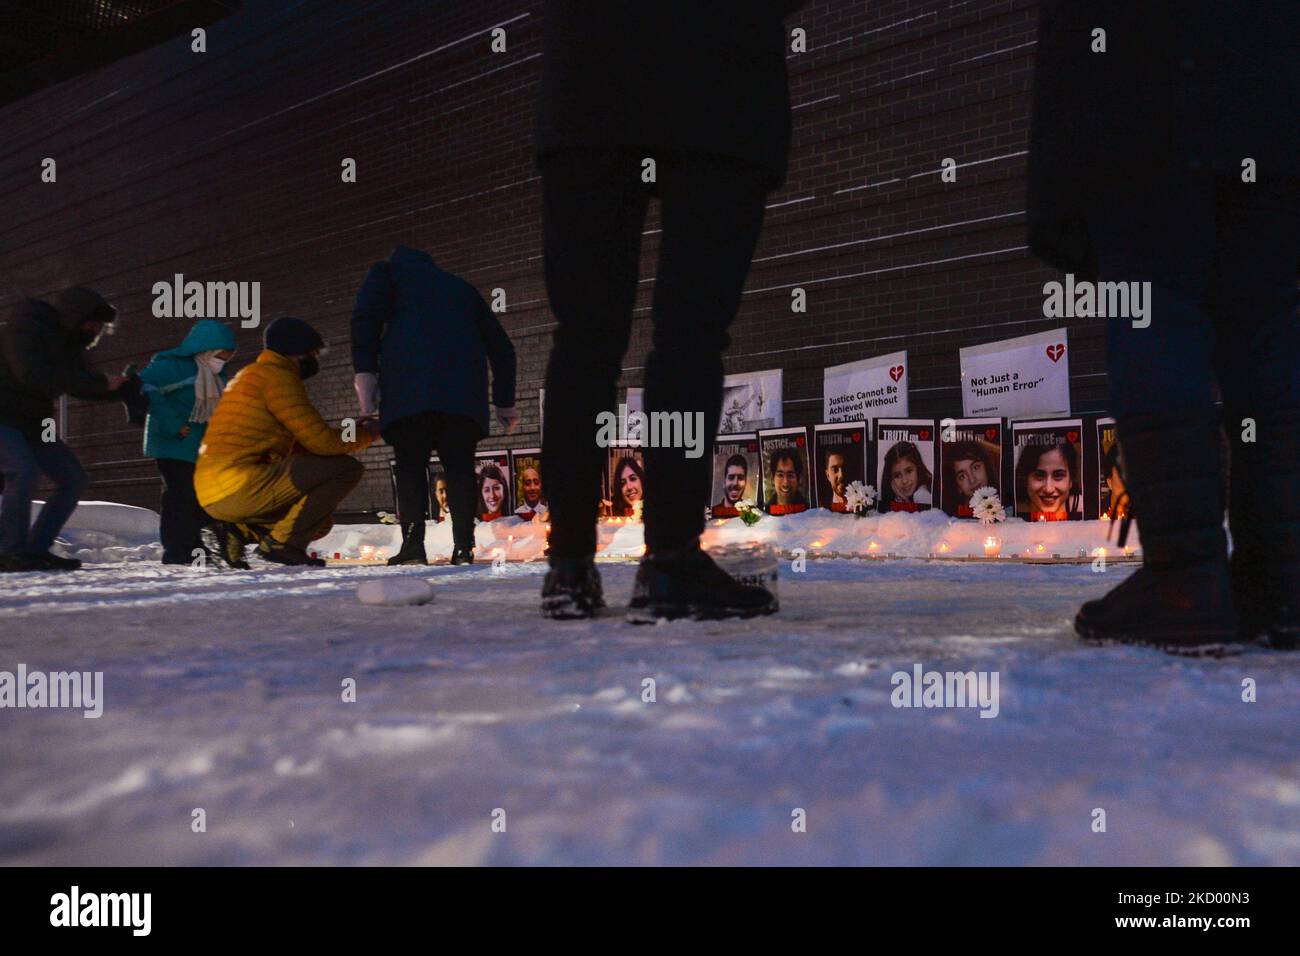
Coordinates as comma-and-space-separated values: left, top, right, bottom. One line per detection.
541, 556, 607, 619
21, 551, 81, 571
1075, 409, 1239, 655
0, 553, 45, 573
201, 523, 252, 570
628, 542, 778, 622
387, 521, 428, 566
1228, 408, 1300, 649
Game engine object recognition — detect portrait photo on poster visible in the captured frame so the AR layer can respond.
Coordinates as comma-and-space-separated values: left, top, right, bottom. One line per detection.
709, 433, 761, 517
1011, 419, 1085, 522
876, 418, 936, 513
474, 451, 511, 522
509, 447, 546, 519
607, 446, 646, 518
758, 426, 812, 515
1095, 417, 1126, 520
938, 418, 1005, 518
427, 455, 448, 523
812, 422, 868, 513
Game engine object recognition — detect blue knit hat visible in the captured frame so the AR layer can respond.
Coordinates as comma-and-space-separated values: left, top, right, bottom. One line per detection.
264, 316, 324, 356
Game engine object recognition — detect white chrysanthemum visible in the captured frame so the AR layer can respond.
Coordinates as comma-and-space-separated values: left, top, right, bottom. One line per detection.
970, 486, 1006, 524
843, 481, 877, 516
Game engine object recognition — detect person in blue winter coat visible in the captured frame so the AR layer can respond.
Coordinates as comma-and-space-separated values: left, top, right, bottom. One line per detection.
138, 319, 237, 565
351, 244, 517, 567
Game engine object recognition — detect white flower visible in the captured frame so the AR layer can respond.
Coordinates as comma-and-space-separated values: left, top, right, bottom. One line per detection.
969, 486, 1006, 524
842, 481, 877, 516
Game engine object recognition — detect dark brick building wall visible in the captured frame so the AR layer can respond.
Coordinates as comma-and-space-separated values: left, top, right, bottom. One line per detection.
0, 0, 1102, 513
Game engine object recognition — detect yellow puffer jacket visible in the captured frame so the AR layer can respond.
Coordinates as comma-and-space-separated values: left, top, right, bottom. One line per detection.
195, 349, 373, 506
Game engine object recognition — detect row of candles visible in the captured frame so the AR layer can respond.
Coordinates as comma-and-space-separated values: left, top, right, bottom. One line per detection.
797, 537, 1136, 560
338, 525, 1135, 563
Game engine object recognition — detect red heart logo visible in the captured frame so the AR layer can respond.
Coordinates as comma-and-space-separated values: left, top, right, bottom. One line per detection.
851, 432, 861, 442
985, 427, 998, 441
795, 435, 805, 447
918, 429, 930, 440
889, 365, 905, 382
1066, 430, 1079, 443
1046, 343, 1065, 362
747, 442, 757, 452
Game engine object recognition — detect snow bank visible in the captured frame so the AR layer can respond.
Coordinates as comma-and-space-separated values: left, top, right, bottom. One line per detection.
311, 510, 1142, 563
0, 498, 165, 564
6, 495, 1141, 567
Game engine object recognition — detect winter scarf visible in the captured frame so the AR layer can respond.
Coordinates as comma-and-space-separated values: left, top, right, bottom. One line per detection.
190, 351, 226, 423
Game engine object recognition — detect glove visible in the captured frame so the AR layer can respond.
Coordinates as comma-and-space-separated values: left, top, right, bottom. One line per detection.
354, 372, 380, 417
119, 364, 148, 426
496, 405, 521, 435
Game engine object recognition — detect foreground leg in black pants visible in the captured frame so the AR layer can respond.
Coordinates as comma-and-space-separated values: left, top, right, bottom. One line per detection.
642, 153, 769, 551
1211, 176, 1300, 647
1074, 176, 1300, 652
539, 147, 776, 620
540, 148, 648, 562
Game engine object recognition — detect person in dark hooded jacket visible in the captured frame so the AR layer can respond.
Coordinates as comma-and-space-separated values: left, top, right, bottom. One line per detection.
351, 245, 517, 567
0, 287, 127, 572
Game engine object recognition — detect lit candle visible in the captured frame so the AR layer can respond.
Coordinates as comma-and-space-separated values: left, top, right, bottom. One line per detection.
983, 535, 1001, 557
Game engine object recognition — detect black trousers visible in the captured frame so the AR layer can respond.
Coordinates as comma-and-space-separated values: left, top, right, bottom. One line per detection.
540, 148, 769, 558
157, 458, 209, 564
384, 411, 480, 551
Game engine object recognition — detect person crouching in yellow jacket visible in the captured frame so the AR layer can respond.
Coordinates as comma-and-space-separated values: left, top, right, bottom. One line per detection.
196, 317, 379, 567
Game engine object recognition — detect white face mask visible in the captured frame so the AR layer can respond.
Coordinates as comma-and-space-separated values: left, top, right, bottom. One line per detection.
205, 356, 227, 374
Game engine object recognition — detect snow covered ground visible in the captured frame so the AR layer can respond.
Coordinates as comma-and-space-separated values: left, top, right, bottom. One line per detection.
2, 504, 1298, 866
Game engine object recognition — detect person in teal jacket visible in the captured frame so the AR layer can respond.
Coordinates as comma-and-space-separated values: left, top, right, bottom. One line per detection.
139, 320, 237, 564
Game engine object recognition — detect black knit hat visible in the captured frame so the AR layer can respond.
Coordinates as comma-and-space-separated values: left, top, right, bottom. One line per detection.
264, 316, 324, 356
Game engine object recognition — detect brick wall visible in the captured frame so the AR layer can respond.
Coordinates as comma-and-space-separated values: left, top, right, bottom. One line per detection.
0, 0, 1102, 513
